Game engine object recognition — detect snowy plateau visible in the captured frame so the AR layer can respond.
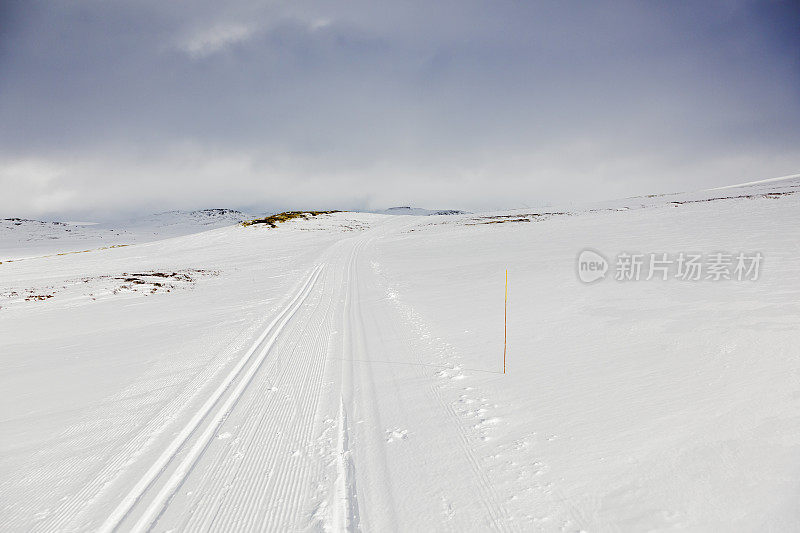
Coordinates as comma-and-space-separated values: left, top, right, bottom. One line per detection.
2, 176, 800, 532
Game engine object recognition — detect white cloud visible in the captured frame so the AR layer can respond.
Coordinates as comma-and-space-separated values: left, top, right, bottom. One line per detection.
3, 139, 798, 220
0, 159, 78, 215
308, 18, 332, 31
178, 23, 255, 57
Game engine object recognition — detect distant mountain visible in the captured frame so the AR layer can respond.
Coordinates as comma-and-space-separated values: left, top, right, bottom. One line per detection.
373, 206, 467, 216
0, 209, 254, 260
123, 209, 252, 229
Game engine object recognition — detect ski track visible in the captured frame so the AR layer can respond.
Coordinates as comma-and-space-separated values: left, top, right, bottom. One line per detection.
96, 263, 324, 532
331, 396, 360, 532
334, 236, 372, 532
349, 233, 514, 532
344, 234, 404, 530
129, 265, 325, 532
178, 255, 338, 531
20, 313, 265, 532
20, 222, 513, 532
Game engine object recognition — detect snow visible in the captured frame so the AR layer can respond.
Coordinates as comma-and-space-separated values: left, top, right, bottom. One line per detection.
1, 181, 800, 531
707, 172, 800, 190
0, 209, 253, 261
372, 206, 467, 216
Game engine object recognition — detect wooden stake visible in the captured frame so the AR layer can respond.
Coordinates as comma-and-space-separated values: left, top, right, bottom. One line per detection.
504, 269, 507, 374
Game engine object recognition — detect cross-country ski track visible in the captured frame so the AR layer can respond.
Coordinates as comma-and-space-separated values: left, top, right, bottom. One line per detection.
28, 219, 515, 532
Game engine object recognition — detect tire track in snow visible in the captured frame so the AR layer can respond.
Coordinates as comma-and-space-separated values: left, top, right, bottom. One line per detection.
98, 264, 324, 533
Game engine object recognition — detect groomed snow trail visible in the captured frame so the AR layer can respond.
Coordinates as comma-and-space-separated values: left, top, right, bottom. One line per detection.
98, 265, 325, 533
333, 229, 515, 532
82, 219, 513, 532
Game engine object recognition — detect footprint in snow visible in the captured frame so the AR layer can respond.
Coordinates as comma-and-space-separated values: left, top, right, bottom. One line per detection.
436, 367, 465, 380
473, 417, 502, 430
385, 429, 408, 443
441, 496, 456, 520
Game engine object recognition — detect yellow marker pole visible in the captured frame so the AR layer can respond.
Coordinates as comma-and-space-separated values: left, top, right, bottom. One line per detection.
504, 269, 507, 374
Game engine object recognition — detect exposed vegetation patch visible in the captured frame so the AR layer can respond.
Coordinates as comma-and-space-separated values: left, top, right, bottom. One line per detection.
668, 190, 798, 206
26, 294, 54, 301
471, 218, 531, 225
0, 269, 218, 310
1, 288, 58, 305
104, 269, 216, 295
466, 212, 568, 225
241, 211, 341, 227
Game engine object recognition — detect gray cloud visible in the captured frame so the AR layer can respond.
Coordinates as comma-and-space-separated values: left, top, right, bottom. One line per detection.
1, 0, 798, 218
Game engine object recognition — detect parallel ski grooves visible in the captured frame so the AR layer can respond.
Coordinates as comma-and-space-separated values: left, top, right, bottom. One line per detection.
98, 265, 323, 533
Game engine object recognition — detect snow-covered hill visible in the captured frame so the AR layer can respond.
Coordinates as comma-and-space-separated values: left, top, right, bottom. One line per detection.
1, 178, 799, 531
0, 209, 254, 261
372, 206, 467, 216
118, 208, 252, 233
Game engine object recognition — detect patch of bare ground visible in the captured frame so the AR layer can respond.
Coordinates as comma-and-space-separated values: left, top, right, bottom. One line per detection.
0, 269, 218, 310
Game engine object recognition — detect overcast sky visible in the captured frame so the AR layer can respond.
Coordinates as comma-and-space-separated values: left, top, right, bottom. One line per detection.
1, 0, 798, 218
